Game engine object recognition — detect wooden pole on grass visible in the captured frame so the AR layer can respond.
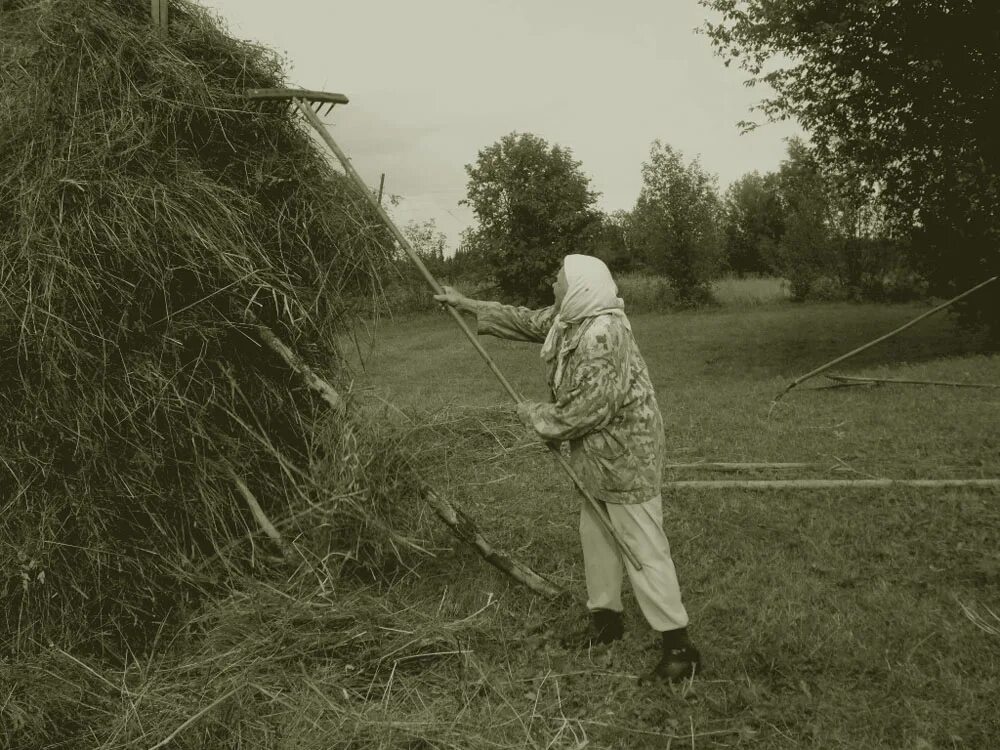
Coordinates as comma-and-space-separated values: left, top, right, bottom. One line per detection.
825, 374, 1000, 390
667, 478, 1000, 490
664, 461, 814, 471
293, 99, 644, 572
772, 275, 998, 404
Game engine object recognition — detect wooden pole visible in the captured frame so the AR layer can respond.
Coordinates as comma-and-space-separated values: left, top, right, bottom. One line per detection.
249, 318, 564, 597
226, 467, 286, 552
825, 374, 1000, 390
772, 275, 999, 404
664, 462, 813, 471
293, 98, 643, 571
667, 478, 1000, 490
377, 173, 385, 205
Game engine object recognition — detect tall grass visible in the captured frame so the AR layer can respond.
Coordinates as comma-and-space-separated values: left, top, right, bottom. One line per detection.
614, 271, 678, 312
616, 272, 790, 313
710, 275, 791, 307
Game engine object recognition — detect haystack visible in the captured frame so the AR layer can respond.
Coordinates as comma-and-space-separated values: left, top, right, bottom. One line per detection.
0, 0, 415, 653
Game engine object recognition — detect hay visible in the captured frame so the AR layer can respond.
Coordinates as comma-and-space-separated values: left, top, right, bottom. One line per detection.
2, 577, 488, 749
0, 0, 407, 654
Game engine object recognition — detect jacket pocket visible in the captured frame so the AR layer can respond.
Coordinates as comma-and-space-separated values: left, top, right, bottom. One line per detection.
583, 431, 641, 493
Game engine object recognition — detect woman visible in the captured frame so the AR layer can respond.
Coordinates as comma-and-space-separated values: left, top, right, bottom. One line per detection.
434, 254, 701, 683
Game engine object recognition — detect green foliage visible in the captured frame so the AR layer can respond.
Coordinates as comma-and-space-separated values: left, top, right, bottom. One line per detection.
377, 220, 499, 314
613, 271, 680, 313
770, 139, 839, 299
770, 140, 920, 301
403, 218, 449, 279
462, 132, 600, 305
581, 210, 639, 274
701, 0, 1000, 330
722, 171, 784, 276
629, 141, 724, 304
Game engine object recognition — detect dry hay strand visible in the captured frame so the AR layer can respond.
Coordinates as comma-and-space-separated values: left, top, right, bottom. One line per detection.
957, 598, 1000, 637
0, 0, 415, 656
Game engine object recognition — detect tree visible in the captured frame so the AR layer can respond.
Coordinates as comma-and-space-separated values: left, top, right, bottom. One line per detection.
581, 210, 640, 274
767, 138, 918, 301
771, 139, 837, 299
462, 132, 599, 304
701, 0, 1000, 330
402, 218, 449, 279
721, 171, 784, 276
629, 141, 723, 303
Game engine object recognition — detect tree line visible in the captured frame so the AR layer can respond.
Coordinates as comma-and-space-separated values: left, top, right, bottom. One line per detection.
408, 132, 916, 309
404, 0, 999, 335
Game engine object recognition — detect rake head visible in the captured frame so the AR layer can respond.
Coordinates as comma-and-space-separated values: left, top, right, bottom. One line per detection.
244, 88, 349, 115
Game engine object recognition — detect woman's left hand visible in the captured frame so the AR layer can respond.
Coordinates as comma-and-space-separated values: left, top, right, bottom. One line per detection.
515, 401, 535, 429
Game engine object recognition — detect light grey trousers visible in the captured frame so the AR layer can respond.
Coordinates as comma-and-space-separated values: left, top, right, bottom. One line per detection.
579, 494, 689, 632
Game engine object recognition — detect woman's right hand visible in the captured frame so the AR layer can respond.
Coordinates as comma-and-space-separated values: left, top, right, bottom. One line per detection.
433, 286, 468, 310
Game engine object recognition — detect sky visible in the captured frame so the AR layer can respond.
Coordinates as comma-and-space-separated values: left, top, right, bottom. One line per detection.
198, 0, 801, 251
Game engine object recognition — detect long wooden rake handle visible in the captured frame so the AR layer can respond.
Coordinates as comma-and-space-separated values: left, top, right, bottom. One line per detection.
772, 274, 999, 404
293, 98, 643, 571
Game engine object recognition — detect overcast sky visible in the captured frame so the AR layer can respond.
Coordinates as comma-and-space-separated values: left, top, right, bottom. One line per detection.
199, 0, 800, 250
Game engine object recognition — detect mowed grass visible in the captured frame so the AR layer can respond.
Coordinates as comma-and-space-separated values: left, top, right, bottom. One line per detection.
345, 299, 1000, 749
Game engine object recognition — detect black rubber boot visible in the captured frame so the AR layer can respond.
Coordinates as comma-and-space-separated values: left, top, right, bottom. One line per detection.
560, 609, 624, 649
644, 627, 701, 684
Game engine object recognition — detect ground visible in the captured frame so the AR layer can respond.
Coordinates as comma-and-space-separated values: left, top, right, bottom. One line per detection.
342, 298, 1000, 749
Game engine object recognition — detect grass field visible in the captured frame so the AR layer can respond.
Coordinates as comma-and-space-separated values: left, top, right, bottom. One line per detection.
342, 297, 1000, 749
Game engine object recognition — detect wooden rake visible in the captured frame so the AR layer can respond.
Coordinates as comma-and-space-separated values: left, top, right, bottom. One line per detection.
244, 88, 643, 571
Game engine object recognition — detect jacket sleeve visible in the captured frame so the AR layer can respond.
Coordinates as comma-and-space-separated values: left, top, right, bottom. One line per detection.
476, 302, 556, 343
521, 322, 630, 442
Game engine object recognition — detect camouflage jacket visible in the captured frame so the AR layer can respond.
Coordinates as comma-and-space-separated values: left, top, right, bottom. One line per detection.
477, 302, 664, 505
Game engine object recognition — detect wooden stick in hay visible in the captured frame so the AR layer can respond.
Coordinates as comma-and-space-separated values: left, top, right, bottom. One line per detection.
667, 479, 1000, 490
825, 374, 1000, 390
771, 275, 999, 404
248, 319, 563, 598
226, 465, 287, 553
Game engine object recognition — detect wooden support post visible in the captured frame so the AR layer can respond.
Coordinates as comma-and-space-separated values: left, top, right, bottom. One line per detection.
377, 173, 385, 205
151, 0, 168, 35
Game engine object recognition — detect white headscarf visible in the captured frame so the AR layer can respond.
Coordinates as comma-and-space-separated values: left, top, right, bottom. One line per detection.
540, 254, 628, 388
